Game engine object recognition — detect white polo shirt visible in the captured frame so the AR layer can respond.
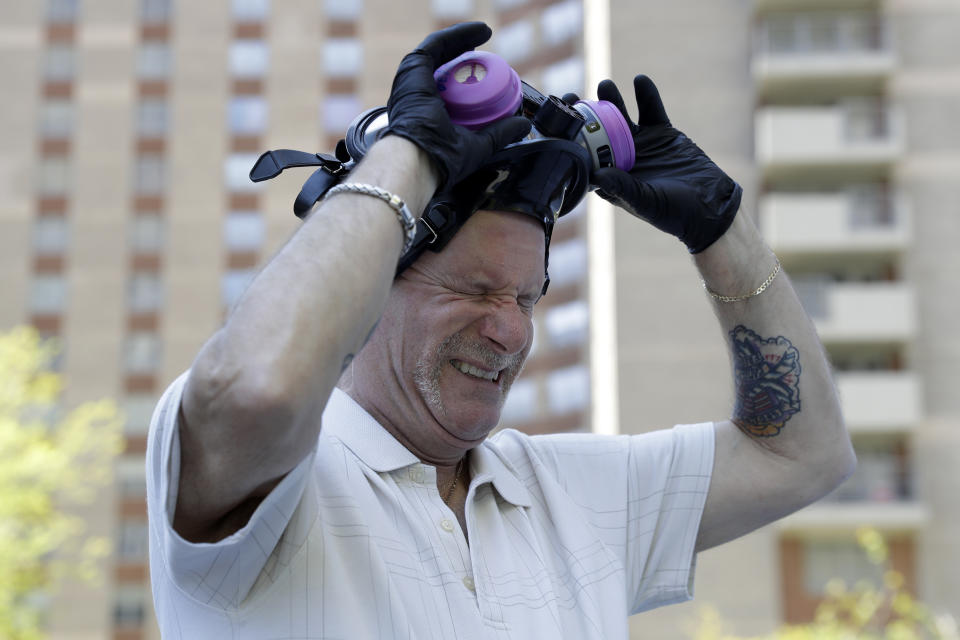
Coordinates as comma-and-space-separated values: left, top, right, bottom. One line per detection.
147, 371, 714, 639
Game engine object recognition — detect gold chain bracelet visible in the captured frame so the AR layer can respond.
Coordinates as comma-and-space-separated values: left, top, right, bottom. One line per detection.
703, 257, 781, 303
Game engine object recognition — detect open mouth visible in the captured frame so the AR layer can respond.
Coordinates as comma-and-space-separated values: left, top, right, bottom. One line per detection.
450, 359, 501, 383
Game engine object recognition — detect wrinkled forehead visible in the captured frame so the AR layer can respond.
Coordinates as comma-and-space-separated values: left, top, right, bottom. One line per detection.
414, 210, 547, 286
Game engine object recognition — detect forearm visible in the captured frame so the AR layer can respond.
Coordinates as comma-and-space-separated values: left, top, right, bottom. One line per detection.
695, 212, 855, 476
185, 136, 436, 485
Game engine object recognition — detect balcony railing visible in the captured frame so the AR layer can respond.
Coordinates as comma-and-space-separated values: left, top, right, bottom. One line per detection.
753, 11, 895, 94
777, 502, 929, 532
760, 189, 911, 253
836, 371, 922, 432
755, 102, 904, 174
792, 280, 915, 343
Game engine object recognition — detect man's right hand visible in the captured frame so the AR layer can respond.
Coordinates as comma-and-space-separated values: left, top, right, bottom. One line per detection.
382, 22, 531, 191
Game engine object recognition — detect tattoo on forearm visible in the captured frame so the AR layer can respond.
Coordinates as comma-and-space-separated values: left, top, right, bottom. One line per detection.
730, 325, 801, 437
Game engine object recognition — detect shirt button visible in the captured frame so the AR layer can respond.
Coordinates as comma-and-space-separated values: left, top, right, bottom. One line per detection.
440, 518, 454, 532
462, 576, 476, 592
408, 467, 424, 483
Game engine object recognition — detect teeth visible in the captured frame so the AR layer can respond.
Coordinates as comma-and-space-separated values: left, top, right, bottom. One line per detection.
452, 360, 498, 381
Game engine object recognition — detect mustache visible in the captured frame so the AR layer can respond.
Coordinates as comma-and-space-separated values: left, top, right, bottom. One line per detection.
439, 332, 526, 375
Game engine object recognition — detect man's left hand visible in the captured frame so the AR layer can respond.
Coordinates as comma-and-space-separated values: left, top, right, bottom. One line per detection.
566, 75, 742, 254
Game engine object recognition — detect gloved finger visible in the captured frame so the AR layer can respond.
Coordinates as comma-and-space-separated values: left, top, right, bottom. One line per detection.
415, 21, 492, 69
591, 167, 632, 198
597, 79, 633, 126
480, 116, 533, 153
632, 74, 669, 126
561, 92, 581, 106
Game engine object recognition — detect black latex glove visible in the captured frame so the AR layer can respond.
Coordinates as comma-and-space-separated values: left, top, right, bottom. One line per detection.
564, 76, 741, 253
382, 22, 532, 192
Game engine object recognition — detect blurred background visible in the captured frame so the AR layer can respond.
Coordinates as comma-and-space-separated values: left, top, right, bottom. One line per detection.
1, 0, 958, 638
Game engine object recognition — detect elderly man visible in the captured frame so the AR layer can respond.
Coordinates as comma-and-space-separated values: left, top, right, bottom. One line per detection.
147, 22, 855, 639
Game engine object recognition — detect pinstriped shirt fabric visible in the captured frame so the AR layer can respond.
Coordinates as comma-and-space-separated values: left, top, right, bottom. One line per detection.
147, 371, 715, 639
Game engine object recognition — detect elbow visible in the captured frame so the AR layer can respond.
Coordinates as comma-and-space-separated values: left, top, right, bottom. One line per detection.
186, 331, 296, 432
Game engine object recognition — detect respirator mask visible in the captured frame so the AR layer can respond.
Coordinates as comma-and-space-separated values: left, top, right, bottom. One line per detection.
249, 50, 636, 292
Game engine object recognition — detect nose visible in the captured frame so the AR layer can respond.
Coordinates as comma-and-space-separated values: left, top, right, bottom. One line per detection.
477, 300, 531, 356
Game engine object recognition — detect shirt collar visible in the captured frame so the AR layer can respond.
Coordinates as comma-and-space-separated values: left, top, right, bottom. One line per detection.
322, 388, 531, 508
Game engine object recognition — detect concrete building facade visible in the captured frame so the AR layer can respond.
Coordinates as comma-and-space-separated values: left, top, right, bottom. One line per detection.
0, 0, 956, 638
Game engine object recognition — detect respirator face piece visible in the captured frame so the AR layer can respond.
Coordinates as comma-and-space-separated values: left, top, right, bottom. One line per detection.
248, 49, 636, 290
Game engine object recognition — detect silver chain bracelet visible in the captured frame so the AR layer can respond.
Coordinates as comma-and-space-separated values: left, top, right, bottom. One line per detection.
324, 183, 418, 254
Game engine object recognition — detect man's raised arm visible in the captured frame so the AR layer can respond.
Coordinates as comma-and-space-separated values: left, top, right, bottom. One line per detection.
692, 212, 855, 551
175, 137, 436, 542
172, 22, 531, 542
581, 74, 855, 552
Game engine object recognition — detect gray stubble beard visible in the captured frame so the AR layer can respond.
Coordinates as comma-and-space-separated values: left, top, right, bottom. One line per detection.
413, 331, 527, 421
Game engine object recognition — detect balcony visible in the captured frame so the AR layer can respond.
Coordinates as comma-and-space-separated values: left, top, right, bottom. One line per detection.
755, 102, 904, 180
776, 502, 929, 532
836, 371, 922, 432
753, 11, 895, 98
760, 189, 911, 255
793, 280, 915, 343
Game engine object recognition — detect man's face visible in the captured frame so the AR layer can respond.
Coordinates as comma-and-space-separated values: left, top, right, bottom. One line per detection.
366, 210, 545, 448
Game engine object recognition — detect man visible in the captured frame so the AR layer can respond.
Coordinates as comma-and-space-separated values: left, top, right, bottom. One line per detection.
146, 22, 855, 639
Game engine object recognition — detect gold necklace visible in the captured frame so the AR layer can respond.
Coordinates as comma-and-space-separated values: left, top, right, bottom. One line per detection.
442, 458, 465, 504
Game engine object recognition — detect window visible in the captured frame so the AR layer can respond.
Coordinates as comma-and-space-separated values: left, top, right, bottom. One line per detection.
48, 0, 79, 23
129, 213, 164, 252
34, 216, 69, 255
128, 273, 162, 312
113, 586, 145, 627
222, 269, 256, 309
542, 56, 583, 98
431, 0, 473, 19
117, 519, 149, 559
495, 20, 534, 64
224, 211, 264, 251
224, 153, 260, 192
124, 332, 160, 373
141, 0, 171, 23
323, 38, 363, 77
138, 42, 171, 79
322, 94, 361, 131
546, 364, 588, 414
30, 275, 67, 314
228, 96, 267, 134
38, 156, 69, 195
116, 456, 147, 496
544, 299, 588, 348
40, 99, 73, 137
232, 0, 269, 20
230, 40, 269, 77
123, 395, 157, 436
501, 377, 537, 423
541, 0, 582, 46
324, 0, 362, 20
803, 539, 885, 595
546, 239, 586, 288
135, 154, 164, 194
44, 45, 74, 80
827, 435, 909, 502
137, 99, 168, 137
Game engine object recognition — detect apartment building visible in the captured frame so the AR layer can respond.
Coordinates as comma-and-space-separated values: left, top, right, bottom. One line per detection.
0, 0, 956, 638
605, 0, 960, 636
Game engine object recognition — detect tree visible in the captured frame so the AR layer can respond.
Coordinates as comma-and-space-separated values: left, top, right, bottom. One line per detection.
0, 326, 124, 640
691, 528, 959, 640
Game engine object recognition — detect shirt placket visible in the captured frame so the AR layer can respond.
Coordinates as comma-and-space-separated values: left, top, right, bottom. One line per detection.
405, 464, 479, 613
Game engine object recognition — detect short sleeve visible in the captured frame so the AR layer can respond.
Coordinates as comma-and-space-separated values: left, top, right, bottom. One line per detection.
513, 422, 714, 615
146, 370, 316, 610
